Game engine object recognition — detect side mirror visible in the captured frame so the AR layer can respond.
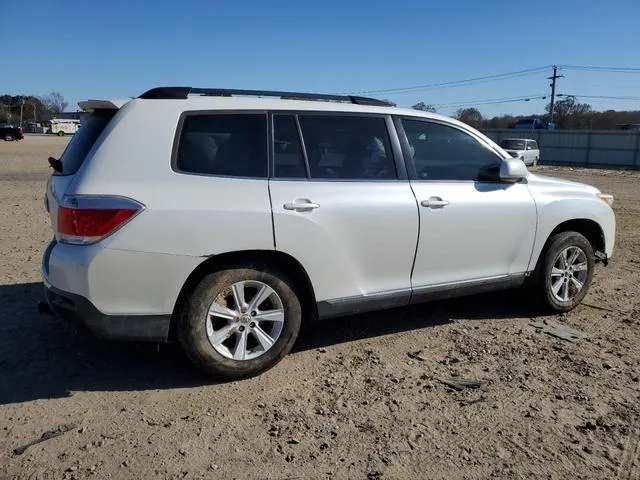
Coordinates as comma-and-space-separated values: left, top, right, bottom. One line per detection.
500, 158, 528, 182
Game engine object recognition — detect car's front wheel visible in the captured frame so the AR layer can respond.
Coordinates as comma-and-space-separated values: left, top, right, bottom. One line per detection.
535, 231, 595, 312
178, 266, 302, 379
4, 134, 14, 141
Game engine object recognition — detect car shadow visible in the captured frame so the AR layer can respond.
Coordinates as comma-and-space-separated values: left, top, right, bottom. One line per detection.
0, 282, 540, 405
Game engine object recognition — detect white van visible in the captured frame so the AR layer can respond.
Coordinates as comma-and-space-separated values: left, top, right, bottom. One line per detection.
49, 119, 80, 136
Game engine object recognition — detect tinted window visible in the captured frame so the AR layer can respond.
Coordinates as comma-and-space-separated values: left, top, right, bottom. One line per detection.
500, 139, 526, 150
176, 114, 267, 177
528, 140, 538, 150
273, 115, 307, 178
299, 115, 397, 180
402, 119, 501, 181
56, 110, 116, 176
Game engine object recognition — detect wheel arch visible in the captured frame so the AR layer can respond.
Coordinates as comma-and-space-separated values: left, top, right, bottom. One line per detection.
531, 218, 606, 274
548, 218, 605, 254
169, 250, 317, 341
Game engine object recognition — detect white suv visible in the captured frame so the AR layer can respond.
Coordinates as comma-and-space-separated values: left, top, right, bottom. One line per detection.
41, 87, 616, 379
500, 138, 540, 166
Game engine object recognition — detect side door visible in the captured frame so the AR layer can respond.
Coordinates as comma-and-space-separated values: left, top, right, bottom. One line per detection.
395, 117, 537, 298
268, 113, 419, 317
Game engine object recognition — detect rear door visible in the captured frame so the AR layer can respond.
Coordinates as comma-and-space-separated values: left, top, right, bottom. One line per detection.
268, 113, 419, 314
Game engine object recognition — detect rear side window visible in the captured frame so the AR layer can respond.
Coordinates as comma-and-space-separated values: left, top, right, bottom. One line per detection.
56, 110, 115, 175
176, 113, 267, 178
298, 115, 397, 180
528, 140, 538, 150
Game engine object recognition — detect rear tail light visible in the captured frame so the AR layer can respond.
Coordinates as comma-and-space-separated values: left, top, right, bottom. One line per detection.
57, 195, 144, 245
18, 127, 24, 134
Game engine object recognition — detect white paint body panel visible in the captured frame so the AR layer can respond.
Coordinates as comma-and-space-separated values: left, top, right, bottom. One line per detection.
525, 173, 616, 264
269, 180, 418, 302
410, 182, 537, 287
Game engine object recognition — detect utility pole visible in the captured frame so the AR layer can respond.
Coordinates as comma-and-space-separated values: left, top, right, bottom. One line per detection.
548, 65, 564, 123
19, 99, 25, 126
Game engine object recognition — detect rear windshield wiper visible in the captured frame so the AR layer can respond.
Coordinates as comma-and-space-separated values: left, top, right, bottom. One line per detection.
48, 157, 63, 173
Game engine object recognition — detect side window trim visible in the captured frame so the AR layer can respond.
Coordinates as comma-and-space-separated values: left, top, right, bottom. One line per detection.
393, 115, 506, 183
294, 115, 312, 179
170, 109, 269, 179
269, 113, 309, 180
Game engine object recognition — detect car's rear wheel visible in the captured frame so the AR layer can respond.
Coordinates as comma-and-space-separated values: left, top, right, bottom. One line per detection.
178, 266, 302, 379
535, 231, 595, 312
4, 134, 14, 141
57, 130, 65, 136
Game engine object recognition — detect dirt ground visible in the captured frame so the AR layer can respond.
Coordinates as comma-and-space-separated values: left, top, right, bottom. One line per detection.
0, 136, 638, 480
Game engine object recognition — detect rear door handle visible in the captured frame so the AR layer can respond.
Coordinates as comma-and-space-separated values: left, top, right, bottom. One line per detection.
283, 199, 320, 211
421, 197, 449, 208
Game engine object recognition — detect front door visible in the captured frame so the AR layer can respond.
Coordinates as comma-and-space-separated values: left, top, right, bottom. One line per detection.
398, 118, 537, 292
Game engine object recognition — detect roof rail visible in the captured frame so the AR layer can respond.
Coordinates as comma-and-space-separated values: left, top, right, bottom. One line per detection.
137, 87, 391, 106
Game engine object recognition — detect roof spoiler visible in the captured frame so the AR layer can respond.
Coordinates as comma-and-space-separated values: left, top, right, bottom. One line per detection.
78, 99, 131, 112
137, 86, 392, 106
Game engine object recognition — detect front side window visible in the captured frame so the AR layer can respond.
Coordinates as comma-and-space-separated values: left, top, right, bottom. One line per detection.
402, 119, 501, 181
298, 115, 397, 180
176, 113, 267, 178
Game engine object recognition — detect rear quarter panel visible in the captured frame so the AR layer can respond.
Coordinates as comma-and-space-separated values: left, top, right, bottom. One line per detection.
65, 99, 274, 257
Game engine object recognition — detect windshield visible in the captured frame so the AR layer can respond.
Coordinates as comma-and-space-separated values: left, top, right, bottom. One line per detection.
500, 139, 526, 150
55, 110, 116, 175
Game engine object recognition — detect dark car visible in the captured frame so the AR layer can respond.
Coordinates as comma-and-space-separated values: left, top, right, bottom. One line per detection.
1, 125, 25, 141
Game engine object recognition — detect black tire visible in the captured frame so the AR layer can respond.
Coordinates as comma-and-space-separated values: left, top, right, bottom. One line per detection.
535, 231, 595, 312
533, 156, 539, 167
57, 130, 65, 136
178, 266, 302, 380
4, 134, 14, 141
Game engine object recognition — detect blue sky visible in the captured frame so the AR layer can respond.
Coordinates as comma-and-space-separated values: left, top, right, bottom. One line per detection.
2, 0, 639, 117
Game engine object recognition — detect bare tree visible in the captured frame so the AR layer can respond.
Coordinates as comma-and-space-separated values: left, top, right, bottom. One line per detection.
546, 96, 592, 128
454, 107, 483, 127
40, 92, 68, 114
411, 102, 437, 113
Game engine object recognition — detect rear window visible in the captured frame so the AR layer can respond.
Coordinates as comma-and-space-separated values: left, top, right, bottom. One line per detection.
55, 110, 116, 175
500, 139, 526, 150
175, 113, 268, 178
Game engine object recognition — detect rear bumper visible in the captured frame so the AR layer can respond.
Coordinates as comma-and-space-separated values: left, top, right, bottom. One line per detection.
40, 238, 201, 342
43, 282, 171, 342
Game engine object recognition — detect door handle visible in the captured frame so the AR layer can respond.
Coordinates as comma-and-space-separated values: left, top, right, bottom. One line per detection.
421, 197, 449, 208
283, 199, 320, 211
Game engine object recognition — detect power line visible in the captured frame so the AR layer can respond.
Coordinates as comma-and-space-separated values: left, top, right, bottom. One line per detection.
433, 94, 548, 108
349, 66, 551, 95
558, 94, 640, 101
561, 65, 640, 73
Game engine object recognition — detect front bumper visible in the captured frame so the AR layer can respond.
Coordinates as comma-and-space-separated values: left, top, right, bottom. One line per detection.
43, 282, 171, 342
